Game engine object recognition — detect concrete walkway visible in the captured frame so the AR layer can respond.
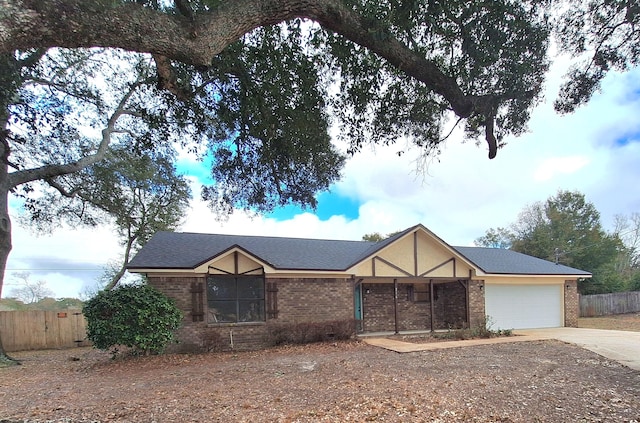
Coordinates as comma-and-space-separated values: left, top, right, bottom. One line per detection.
362, 333, 547, 353
362, 328, 640, 371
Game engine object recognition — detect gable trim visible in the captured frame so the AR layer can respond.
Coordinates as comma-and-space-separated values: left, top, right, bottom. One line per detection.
194, 246, 275, 274
346, 225, 480, 276
372, 256, 413, 277
420, 257, 455, 277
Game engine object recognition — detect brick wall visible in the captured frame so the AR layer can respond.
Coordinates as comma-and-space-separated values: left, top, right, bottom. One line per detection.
362, 284, 395, 332
564, 279, 579, 327
269, 277, 353, 323
468, 280, 486, 328
148, 275, 353, 352
147, 275, 209, 351
432, 282, 467, 329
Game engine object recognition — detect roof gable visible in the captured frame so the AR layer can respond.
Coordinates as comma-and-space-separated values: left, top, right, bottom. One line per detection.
345, 224, 476, 278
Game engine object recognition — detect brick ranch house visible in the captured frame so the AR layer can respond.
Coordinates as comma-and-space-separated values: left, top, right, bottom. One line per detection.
127, 224, 591, 351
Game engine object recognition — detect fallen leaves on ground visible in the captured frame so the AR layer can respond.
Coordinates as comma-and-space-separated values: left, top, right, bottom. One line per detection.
1, 340, 639, 422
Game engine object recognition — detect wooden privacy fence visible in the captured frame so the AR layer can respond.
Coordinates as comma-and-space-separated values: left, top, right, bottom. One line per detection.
579, 291, 640, 317
0, 309, 90, 352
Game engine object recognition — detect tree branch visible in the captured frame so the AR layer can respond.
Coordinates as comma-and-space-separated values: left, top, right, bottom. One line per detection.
7, 80, 142, 188
152, 53, 192, 101
1, 0, 510, 155
1, 1, 482, 114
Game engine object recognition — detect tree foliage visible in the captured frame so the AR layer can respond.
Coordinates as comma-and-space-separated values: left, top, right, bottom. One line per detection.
0, 297, 84, 311
83, 284, 183, 356
554, 0, 640, 113
473, 227, 513, 249
476, 191, 624, 294
362, 232, 386, 242
1, 0, 553, 160
612, 213, 640, 291
22, 146, 192, 289
362, 230, 402, 242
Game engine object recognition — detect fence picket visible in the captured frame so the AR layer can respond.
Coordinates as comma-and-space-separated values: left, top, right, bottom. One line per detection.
0, 309, 90, 352
579, 291, 640, 317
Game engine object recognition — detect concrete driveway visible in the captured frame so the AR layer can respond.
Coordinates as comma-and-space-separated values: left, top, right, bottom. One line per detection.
514, 328, 640, 371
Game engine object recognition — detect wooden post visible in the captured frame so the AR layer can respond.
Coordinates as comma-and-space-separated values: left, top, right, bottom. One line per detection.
429, 279, 434, 332
463, 280, 470, 329
393, 278, 399, 334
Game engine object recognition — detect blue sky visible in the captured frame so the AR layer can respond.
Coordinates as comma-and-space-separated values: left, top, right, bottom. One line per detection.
266, 192, 361, 221
4, 57, 640, 299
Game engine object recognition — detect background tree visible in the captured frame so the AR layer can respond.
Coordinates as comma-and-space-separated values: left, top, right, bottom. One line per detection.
477, 191, 623, 294
23, 147, 191, 290
7, 272, 54, 304
612, 213, 640, 291
362, 233, 386, 242
362, 230, 403, 242
474, 227, 513, 249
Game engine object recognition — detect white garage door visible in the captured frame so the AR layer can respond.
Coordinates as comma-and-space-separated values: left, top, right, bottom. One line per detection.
485, 284, 563, 330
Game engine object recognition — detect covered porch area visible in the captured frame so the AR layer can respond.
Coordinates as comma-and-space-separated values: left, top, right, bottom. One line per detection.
354, 277, 482, 334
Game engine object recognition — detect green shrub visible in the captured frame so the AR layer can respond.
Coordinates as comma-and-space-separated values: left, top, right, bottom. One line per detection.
83, 285, 182, 356
267, 319, 356, 345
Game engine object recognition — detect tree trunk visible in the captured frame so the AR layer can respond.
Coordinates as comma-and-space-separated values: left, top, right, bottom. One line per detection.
0, 112, 19, 365
0, 186, 19, 365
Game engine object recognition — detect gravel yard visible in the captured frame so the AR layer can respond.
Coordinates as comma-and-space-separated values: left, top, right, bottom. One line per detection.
1, 337, 639, 422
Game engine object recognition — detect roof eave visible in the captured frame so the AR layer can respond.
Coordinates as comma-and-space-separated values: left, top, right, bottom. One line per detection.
482, 272, 592, 278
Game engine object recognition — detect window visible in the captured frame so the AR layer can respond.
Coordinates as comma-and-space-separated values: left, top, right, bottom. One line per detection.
207, 275, 265, 323
408, 283, 430, 302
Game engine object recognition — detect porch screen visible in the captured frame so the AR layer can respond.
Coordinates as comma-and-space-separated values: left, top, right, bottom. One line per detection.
207, 275, 265, 323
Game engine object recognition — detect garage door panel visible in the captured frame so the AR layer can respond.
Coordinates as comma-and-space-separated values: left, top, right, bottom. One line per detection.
485, 284, 562, 330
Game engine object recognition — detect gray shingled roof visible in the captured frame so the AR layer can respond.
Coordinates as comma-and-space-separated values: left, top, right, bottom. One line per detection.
452, 246, 591, 276
127, 231, 378, 271
128, 229, 591, 276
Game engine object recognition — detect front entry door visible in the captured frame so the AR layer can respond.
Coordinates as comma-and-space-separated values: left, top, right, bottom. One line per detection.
354, 284, 363, 332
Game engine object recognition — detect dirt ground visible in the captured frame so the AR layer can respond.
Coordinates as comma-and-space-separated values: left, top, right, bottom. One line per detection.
1, 334, 639, 422
578, 311, 640, 332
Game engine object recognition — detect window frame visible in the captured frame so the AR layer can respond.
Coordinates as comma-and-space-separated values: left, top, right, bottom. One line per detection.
206, 274, 266, 324
408, 283, 431, 303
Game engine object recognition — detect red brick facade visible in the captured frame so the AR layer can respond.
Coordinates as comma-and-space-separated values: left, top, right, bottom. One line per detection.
468, 280, 486, 328
268, 277, 353, 323
564, 279, 579, 327
148, 273, 575, 351
147, 275, 353, 352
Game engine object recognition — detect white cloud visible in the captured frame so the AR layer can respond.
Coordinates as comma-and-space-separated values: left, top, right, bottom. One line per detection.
533, 156, 590, 182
